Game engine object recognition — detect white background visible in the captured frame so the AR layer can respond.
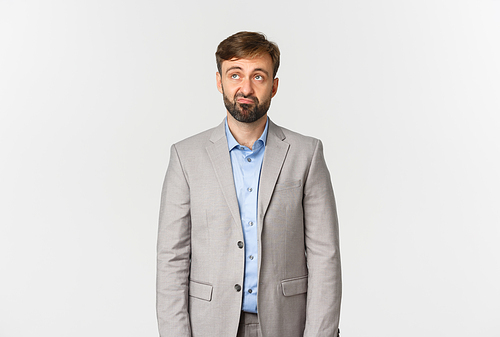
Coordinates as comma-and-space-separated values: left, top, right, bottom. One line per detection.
1, 0, 499, 336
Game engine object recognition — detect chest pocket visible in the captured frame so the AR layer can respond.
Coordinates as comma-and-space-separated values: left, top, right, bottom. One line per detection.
274, 179, 302, 192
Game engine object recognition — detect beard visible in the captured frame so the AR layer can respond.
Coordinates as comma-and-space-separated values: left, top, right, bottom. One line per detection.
222, 87, 272, 124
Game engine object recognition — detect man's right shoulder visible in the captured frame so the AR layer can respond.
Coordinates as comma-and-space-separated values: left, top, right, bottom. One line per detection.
171, 123, 221, 153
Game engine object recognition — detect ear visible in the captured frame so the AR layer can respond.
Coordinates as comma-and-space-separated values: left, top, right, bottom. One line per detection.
216, 72, 223, 94
271, 77, 279, 98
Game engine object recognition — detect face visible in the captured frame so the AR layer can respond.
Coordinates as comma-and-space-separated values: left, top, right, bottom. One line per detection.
216, 54, 279, 123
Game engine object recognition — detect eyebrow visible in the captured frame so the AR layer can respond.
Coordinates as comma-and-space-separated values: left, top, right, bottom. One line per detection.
254, 68, 270, 77
225, 66, 270, 77
225, 66, 242, 74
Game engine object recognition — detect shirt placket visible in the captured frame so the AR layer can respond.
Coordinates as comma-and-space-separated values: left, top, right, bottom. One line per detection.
241, 147, 259, 306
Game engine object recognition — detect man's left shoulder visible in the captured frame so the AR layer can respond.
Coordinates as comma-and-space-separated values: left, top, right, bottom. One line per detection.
271, 122, 322, 151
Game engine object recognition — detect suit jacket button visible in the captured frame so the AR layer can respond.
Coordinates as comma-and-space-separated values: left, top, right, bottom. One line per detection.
237, 241, 244, 248
234, 284, 242, 292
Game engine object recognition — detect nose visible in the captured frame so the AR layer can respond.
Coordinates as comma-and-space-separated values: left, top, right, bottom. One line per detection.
240, 78, 254, 97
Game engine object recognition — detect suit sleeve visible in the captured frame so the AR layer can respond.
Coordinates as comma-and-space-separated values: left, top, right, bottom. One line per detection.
303, 139, 342, 337
157, 144, 192, 337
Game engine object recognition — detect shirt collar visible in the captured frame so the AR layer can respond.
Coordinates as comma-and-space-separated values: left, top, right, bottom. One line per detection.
225, 117, 269, 151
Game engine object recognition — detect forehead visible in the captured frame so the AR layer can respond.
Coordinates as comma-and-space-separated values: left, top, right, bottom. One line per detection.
221, 54, 273, 73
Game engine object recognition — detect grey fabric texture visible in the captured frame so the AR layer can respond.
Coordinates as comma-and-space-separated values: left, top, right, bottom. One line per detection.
157, 119, 341, 337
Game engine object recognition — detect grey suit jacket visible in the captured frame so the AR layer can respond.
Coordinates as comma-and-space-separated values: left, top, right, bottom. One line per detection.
157, 119, 341, 337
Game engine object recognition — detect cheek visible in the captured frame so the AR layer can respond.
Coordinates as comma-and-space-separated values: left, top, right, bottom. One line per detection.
223, 89, 237, 102
222, 82, 236, 95
260, 85, 274, 99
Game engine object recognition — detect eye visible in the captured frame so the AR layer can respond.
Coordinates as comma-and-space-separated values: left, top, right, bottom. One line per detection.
255, 75, 263, 80
231, 74, 240, 79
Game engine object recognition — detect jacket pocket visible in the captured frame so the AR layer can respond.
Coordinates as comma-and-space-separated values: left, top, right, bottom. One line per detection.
274, 179, 302, 192
281, 275, 308, 297
189, 280, 213, 301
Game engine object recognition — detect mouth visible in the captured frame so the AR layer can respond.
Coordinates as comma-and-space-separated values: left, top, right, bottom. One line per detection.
237, 98, 256, 104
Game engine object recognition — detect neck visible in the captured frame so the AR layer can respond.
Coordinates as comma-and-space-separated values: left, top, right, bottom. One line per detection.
226, 113, 267, 150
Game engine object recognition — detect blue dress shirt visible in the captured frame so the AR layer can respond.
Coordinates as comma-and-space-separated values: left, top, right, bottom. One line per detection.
225, 118, 268, 313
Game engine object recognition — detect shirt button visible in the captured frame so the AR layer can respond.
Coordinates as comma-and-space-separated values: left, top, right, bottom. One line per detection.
235, 284, 241, 292
240, 147, 244, 150
237, 241, 244, 248
248, 289, 253, 293
247, 158, 252, 162
247, 187, 252, 192
249, 255, 254, 260
248, 221, 253, 226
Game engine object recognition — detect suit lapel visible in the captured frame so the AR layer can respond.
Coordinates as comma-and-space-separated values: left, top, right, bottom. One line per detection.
206, 118, 289, 234
206, 120, 242, 230
258, 120, 289, 235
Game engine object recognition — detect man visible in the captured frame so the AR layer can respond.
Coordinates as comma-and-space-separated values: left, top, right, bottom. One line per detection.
157, 31, 341, 337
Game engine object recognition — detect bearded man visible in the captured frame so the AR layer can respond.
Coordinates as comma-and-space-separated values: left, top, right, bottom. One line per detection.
157, 31, 342, 337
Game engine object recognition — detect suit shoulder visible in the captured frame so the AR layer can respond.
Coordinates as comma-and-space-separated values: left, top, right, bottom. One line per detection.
172, 126, 216, 153
276, 124, 322, 151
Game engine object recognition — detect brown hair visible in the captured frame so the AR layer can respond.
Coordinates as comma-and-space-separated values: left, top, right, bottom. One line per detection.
216, 31, 280, 78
